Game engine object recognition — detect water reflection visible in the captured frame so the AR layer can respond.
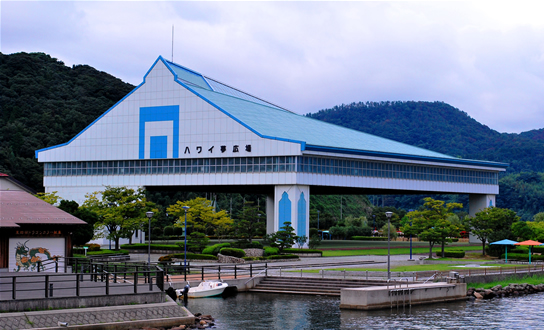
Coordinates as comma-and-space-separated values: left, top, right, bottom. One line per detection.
186, 292, 544, 330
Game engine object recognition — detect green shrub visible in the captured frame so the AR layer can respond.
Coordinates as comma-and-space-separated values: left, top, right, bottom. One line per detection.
264, 246, 279, 256
266, 254, 299, 260
309, 234, 322, 249
232, 241, 263, 249
283, 248, 322, 256
351, 236, 388, 241
532, 246, 544, 254
500, 253, 544, 261
170, 253, 218, 260
163, 226, 174, 236
443, 250, 465, 258
220, 248, 246, 258
86, 243, 101, 251
121, 243, 184, 251
152, 227, 162, 237
173, 226, 184, 236
309, 228, 318, 238
243, 256, 266, 261
202, 243, 231, 256
451, 238, 459, 243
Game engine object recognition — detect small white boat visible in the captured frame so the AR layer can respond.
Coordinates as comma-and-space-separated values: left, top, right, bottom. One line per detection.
176, 280, 229, 299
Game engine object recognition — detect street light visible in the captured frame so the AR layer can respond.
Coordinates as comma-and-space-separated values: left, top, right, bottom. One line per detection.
146, 211, 154, 265
385, 211, 393, 280
182, 206, 190, 267
317, 210, 320, 231
373, 214, 376, 235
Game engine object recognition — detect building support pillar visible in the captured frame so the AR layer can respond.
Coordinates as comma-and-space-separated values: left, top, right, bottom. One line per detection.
266, 185, 310, 245
468, 194, 496, 243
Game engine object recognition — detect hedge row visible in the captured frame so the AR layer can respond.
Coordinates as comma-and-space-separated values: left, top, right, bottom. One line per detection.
351, 236, 389, 241
266, 254, 299, 260
283, 248, 322, 255
120, 243, 184, 250
170, 253, 218, 260
443, 249, 465, 258
500, 253, 544, 262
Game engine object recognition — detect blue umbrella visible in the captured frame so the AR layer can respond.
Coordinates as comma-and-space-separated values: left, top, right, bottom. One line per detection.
490, 239, 518, 263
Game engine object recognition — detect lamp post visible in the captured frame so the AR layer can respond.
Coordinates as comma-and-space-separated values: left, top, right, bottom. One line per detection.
182, 206, 190, 267
145, 211, 154, 265
317, 210, 320, 230
408, 209, 414, 261
385, 211, 393, 280
373, 214, 376, 236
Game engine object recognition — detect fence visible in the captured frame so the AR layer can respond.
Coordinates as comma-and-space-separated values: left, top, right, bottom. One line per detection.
0, 263, 164, 301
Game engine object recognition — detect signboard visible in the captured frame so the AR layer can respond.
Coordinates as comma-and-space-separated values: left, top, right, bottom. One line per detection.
8, 238, 65, 272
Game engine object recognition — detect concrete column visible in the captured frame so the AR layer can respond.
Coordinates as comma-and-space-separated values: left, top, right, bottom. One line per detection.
468, 194, 496, 243
266, 194, 275, 235
266, 185, 310, 242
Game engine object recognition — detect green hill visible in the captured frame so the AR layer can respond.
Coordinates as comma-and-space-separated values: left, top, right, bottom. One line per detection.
307, 101, 544, 173
0, 52, 135, 190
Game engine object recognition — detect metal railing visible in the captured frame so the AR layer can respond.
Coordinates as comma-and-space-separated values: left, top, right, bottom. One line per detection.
0, 266, 164, 301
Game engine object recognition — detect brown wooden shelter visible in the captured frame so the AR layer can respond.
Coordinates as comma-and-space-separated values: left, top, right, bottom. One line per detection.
0, 173, 86, 271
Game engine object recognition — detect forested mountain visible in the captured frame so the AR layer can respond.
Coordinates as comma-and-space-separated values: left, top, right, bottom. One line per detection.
308, 102, 544, 220
308, 101, 544, 173
0, 52, 135, 190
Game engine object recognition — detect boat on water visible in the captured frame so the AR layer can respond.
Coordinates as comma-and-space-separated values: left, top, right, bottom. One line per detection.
176, 280, 229, 299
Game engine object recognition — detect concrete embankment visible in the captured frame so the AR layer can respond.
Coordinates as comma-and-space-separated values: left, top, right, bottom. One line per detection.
0, 297, 194, 330
340, 282, 467, 310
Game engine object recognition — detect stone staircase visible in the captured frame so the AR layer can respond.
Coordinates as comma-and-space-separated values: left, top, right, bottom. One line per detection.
249, 276, 387, 296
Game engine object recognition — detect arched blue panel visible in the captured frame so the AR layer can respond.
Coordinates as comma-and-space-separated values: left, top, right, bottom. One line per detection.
297, 192, 307, 238
278, 192, 291, 229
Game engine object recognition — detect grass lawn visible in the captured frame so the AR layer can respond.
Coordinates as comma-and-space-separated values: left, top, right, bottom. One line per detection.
321, 245, 479, 257
468, 274, 544, 289
295, 263, 516, 273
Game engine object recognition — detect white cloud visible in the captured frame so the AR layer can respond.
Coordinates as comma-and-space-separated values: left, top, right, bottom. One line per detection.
2, 1, 544, 133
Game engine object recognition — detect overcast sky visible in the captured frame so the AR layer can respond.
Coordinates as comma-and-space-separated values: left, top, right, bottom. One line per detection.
2, 1, 544, 133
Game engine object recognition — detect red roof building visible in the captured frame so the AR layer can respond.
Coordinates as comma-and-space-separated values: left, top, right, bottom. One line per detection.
0, 173, 86, 272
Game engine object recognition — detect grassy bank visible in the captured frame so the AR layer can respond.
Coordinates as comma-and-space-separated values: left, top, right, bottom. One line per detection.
322, 245, 479, 257
295, 263, 511, 273
468, 274, 544, 289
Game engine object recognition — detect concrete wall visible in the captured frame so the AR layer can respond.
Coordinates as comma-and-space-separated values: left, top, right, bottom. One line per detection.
0, 292, 163, 313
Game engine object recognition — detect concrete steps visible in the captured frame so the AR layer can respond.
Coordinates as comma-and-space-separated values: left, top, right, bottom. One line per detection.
249, 277, 387, 296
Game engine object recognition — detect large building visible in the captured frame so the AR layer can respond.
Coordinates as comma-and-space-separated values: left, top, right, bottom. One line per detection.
35, 56, 508, 239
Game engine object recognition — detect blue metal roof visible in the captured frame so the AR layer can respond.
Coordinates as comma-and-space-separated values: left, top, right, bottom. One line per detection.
163, 58, 508, 168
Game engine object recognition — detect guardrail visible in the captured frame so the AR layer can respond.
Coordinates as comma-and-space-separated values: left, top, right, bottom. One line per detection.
0, 266, 164, 301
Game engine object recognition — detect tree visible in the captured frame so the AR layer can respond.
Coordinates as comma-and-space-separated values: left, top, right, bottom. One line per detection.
534, 212, 544, 222
269, 222, 297, 253
466, 207, 520, 256
167, 197, 233, 238
82, 186, 156, 250
402, 197, 462, 258
35, 191, 62, 205
187, 232, 209, 253
295, 235, 308, 248
512, 221, 533, 241
234, 201, 265, 245
380, 222, 398, 240
58, 200, 99, 246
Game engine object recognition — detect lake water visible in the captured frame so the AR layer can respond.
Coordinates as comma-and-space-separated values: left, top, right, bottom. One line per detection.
186, 292, 544, 329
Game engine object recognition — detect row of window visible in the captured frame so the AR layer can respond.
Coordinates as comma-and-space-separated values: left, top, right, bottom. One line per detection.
43, 157, 297, 176
43, 156, 498, 185
297, 156, 498, 185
